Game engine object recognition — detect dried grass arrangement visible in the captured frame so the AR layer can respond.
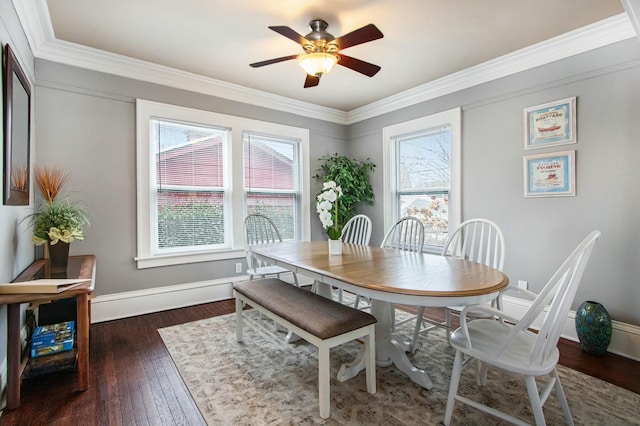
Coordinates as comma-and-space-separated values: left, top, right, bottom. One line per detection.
35, 165, 69, 205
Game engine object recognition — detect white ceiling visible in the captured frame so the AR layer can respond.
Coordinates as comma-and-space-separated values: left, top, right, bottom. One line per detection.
15, 1, 635, 120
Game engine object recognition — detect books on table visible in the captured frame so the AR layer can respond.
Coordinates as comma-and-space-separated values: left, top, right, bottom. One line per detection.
31, 321, 75, 358
0, 278, 91, 294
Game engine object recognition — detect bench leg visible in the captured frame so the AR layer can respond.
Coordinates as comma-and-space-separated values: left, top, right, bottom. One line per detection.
235, 296, 243, 342
365, 326, 376, 394
318, 343, 330, 419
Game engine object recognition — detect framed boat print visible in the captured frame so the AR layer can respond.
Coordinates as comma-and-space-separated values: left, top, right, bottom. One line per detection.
524, 97, 576, 150
523, 150, 575, 197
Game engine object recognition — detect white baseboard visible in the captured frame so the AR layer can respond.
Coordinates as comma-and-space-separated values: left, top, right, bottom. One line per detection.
90, 276, 243, 323
90, 277, 640, 361
502, 295, 640, 362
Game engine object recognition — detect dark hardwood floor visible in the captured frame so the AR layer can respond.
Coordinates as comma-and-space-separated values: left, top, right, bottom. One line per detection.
1, 299, 638, 425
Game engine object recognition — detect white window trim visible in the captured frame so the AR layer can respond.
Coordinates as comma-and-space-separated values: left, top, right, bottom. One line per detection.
382, 107, 461, 253
135, 99, 310, 269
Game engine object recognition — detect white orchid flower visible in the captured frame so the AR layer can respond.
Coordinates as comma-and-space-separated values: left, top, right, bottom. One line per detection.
319, 210, 333, 228
319, 200, 333, 211
323, 181, 337, 190
323, 189, 337, 203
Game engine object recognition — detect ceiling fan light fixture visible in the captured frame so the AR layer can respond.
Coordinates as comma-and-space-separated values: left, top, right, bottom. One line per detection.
297, 52, 338, 77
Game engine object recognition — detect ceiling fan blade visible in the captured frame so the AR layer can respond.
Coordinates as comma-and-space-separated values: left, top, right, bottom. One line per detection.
304, 74, 320, 88
250, 55, 298, 68
334, 24, 383, 50
337, 54, 381, 77
269, 26, 310, 46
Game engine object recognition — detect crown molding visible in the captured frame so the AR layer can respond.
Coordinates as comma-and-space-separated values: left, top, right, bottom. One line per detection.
14, 2, 635, 125
348, 13, 635, 123
620, 0, 640, 42
13, 0, 349, 125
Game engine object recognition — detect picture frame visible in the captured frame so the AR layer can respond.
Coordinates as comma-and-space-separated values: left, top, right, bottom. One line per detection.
523, 150, 575, 197
3, 44, 32, 205
524, 97, 576, 150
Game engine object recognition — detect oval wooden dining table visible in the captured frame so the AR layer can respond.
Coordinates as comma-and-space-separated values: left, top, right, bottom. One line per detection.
247, 241, 509, 389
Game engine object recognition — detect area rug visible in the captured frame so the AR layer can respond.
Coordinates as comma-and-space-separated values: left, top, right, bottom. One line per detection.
158, 309, 640, 425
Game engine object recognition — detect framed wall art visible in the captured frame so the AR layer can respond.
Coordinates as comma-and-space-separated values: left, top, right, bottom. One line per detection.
523, 150, 575, 197
3, 44, 32, 205
524, 97, 576, 150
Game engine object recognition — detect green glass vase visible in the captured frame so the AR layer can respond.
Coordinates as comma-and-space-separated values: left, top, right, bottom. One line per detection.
575, 301, 612, 355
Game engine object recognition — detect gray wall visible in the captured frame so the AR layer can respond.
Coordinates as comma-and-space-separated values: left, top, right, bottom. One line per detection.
0, 0, 36, 372
347, 39, 640, 325
34, 60, 347, 296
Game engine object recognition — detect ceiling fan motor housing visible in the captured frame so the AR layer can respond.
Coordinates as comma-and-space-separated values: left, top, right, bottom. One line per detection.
304, 19, 338, 53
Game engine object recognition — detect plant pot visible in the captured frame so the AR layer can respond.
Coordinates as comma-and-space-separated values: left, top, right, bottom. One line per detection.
575, 300, 612, 355
328, 239, 343, 255
47, 241, 70, 273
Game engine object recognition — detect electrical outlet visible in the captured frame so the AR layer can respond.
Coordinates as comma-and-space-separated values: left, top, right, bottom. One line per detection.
518, 280, 528, 290
235, 262, 243, 273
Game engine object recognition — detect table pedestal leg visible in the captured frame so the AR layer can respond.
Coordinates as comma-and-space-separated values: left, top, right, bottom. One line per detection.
315, 281, 333, 299
337, 299, 433, 389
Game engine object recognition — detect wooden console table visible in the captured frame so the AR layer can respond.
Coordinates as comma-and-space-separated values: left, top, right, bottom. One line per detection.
0, 255, 96, 410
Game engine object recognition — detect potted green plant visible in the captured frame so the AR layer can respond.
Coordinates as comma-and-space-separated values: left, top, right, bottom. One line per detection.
313, 153, 376, 239
25, 166, 90, 271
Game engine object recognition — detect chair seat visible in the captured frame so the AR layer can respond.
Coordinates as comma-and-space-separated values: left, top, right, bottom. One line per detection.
450, 319, 559, 377
447, 304, 495, 319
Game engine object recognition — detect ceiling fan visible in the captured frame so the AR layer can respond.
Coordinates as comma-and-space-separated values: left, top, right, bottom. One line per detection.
250, 19, 383, 88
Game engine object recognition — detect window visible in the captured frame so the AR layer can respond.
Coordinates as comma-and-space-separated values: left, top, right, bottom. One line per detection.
383, 108, 461, 252
244, 133, 301, 240
154, 119, 229, 251
136, 100, 310, 269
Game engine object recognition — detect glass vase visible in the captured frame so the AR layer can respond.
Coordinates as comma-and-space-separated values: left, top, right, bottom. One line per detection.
48, 241, 70, 273
575, 300, 612, 355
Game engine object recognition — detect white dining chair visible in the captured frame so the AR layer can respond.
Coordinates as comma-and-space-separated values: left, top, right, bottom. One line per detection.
243, 214, 299, 286
341, 214, 372, 246
412, 218, 505, 350
444, 230, 601, 426
380, 216, 425, 252
337, 215, 372, 304
378, 216, 425, 331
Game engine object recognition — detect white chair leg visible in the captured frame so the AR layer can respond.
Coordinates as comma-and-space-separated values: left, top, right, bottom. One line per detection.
411, 306, 425, 352
235, 297, 243, 342
525, 375, 546, 426
445, 308, 453, 341
318, 344, 330, 419
353, 294, 361, 309
474, 360, 489, 386
552, 369, 574, 426
444, 350, 464, 425
365, 327, 376, 394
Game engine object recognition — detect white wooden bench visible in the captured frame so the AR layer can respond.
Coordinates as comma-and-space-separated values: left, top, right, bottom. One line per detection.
234, 278, 377, 419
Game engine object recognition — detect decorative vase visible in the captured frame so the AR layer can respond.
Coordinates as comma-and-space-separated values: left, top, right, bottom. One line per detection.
328, 239, 343, 255
47, 241, 70, 273
575, 300, 612, 355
